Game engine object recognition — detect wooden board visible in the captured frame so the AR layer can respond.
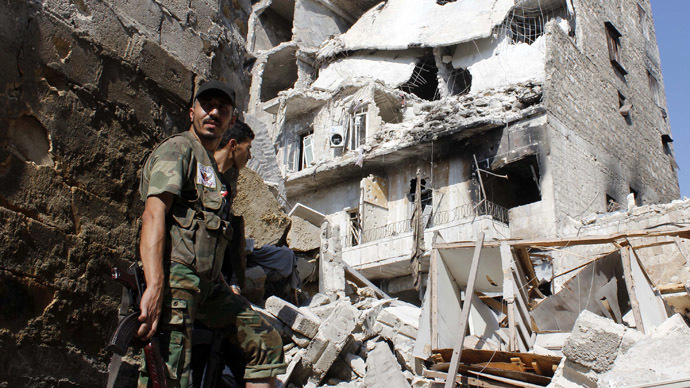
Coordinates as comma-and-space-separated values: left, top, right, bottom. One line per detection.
444, 233, 484, 388
431, 348, 561, 378
433, 227, 690, 250
431, 362, 552, 386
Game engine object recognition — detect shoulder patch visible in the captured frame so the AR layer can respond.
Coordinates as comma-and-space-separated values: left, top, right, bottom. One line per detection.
196, 163, 217, 188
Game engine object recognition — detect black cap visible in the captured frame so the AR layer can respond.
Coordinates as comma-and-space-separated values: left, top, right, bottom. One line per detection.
195, 80, 236, 106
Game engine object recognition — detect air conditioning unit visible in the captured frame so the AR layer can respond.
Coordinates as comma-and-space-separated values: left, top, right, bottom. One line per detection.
329, 126, 345, 148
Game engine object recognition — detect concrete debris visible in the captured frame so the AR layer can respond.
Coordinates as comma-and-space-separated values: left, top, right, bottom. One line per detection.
362, 342, 412, 388
549, 313, 690, 388
265, 296, 322, 339
259, 284, 423, 387
561, 310, 628, 373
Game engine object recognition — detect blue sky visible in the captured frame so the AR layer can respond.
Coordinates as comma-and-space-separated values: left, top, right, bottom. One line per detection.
651, 0, 690, 197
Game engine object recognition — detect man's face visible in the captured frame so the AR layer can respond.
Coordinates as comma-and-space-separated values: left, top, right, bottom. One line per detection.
189, 93, 235, 141
233, 139, 252, 170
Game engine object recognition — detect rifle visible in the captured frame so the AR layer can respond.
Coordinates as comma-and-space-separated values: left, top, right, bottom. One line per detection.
107, 264, 168, 388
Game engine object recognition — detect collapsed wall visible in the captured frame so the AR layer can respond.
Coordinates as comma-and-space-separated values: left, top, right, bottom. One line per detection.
0, 1, 252, 386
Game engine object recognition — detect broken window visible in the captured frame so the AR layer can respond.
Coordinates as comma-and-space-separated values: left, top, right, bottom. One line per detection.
499, 4, 570, 44
260, 46, 299, 102
507, 13, 546, 44
446, 67, 472, 96
606, 194, 621, 212
661, 134, 679, 170
348, 108, 367, 150
299, 130, 314, 170
252, 0, 295, 51
605, 22, 627, 75
347, 208, 362, 247
408, 178, 433, 227
647, 70, 660, 105
480, 155, 541, 210
399, 56, 439, 101
374, 90, 403, 124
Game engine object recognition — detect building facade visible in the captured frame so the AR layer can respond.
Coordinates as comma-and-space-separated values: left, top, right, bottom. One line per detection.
243, 0, 679, 295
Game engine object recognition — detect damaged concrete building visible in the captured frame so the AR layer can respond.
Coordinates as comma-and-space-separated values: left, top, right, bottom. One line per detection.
243, 0, 679, 300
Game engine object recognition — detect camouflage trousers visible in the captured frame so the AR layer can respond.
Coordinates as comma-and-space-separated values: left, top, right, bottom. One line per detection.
139, 262, 286, 387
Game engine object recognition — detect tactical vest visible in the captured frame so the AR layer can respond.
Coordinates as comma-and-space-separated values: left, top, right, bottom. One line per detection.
145, 131, 232, 281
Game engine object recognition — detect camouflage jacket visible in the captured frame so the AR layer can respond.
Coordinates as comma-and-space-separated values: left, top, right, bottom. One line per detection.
139, 131, 232, 281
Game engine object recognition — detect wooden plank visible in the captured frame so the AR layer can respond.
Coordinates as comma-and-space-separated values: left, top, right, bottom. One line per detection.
462, 369, 547, 388
432, 227, 690, 250
501, 242, 518, 352
431, 363, 552, 386
657, 283, 687, 294
424, 369, 515, 388
515, 247, 539, 289
343, 262, 390, 299
444, 232, 485, 388
431, 249, 439, 350
621, 246, 645, 333
431, 348, 561, 377
629, 377, 690, 388
478, 293, 508, 315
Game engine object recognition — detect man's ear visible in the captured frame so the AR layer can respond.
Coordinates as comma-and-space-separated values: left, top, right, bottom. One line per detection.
229, 115, 237, 127
189, 106, 195, 122
228, 138, 238, 152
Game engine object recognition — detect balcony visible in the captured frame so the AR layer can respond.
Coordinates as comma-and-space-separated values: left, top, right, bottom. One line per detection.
342, 201, 510, 279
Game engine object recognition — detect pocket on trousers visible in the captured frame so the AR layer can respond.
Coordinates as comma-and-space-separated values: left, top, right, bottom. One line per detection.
164, 331, 185, 380
163, 298, 188, 326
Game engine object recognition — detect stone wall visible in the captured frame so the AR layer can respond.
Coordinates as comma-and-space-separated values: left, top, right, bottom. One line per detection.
543, 0, 679, 230
0, 0, 251, 386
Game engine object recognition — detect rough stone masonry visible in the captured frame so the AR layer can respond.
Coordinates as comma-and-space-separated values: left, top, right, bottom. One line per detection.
0, 0, 253, 386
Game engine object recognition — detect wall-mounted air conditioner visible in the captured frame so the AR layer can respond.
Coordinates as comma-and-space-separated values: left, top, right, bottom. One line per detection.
329, 126, 345, 148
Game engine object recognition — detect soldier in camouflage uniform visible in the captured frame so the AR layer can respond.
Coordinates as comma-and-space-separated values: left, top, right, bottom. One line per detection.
137, 80, 285, 387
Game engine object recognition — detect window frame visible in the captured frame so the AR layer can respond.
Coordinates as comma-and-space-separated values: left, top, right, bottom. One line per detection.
605, 22, 627, 75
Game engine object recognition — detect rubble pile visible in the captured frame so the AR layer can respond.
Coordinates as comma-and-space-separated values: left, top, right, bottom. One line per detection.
549, 311, 690, 388
256, 284, 435, 388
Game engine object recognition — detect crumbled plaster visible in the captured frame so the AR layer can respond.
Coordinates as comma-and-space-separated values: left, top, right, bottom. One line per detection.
453, 34, 546, 93
313, 51, 421, 92
323, 0, 515, 52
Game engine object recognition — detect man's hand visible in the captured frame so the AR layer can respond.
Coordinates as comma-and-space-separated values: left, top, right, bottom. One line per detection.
138, 193, 173, 340
137, 285, 163, 340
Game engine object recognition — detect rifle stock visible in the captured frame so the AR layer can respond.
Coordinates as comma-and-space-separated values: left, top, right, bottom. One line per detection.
144, 338, 168, 388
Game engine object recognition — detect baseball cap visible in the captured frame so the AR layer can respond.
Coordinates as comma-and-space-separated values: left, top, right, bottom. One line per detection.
195, 80, 236, 106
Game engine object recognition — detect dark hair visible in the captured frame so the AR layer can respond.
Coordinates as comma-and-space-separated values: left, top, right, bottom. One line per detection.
218, 120, 255, 149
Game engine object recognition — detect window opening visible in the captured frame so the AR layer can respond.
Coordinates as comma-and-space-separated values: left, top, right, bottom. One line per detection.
399, 57, 439, 101
260, 46, 299, 102
347, 208, 362, 247
637, 4, 649, 40
374, 91, 403, 124
480, 155, 541, 210
629, 187, 641, 206
446, 67, 472, 96
349, 108, 367, 150
408, 178, 433, 227
605, 22, 627, 75
496, 5, 570, 44
606, 194, 621, 212
299, 130, 314, 170
647, 70, 660, 105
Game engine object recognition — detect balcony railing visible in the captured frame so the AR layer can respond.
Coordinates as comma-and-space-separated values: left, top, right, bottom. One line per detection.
344, 200, 509, 248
